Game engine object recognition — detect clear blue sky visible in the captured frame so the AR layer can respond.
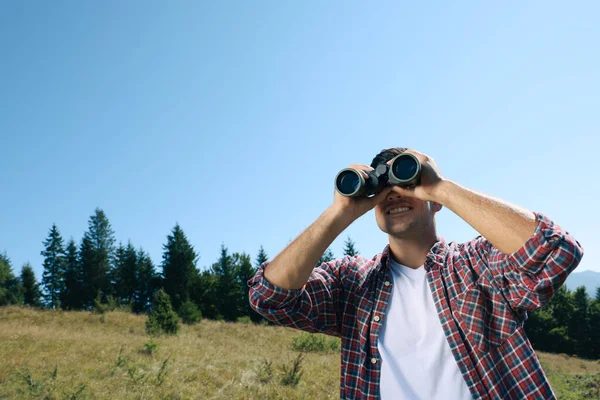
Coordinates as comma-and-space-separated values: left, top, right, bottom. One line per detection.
1, 2, 598, 282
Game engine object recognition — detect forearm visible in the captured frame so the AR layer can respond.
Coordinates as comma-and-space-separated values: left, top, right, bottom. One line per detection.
264, 206, 352, 290
437, 180, 538, 255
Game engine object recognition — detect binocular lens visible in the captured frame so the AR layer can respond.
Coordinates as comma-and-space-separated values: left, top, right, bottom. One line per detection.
336, 170, 362, 196
391, 155, 419, 181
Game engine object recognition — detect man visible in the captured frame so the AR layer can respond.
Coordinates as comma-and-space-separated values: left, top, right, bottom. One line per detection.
248, 148, 583, 399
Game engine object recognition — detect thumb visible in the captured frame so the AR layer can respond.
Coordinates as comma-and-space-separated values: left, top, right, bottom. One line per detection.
389, 185, 417, 199
369, 186, 393, 207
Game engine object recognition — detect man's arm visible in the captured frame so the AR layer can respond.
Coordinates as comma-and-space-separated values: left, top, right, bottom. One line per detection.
248, 164, 394, 334
263, 206, 351, 290
436, 181, 538, 255
392, 150, 584, 313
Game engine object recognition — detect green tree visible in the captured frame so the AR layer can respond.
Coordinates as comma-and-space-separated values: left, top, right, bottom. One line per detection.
21, 263, 41, 307
80, 208, 116, 309
133, 248, 157, 313
343, 236, 359, 257
210, 244, 242, 321
41, 224, 66, 309
146, 289, 180, 336
596, 287, 600, 302
255, 245, 268, 268
0, 252, 23, 306
570, 286, 590, 357
191, 269, 219, 320
111, 241, 138, 306
161, 224, 199, 311
235, 252, 260, 321
316, 248, 335, 267
588, 296, 600, 359
62, 239, 85, 310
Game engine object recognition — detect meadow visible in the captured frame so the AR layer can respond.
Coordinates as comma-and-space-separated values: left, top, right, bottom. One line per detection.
0, 307, 598, 399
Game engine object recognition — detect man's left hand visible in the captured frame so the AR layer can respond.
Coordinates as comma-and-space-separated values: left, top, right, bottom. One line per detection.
386, 149, 448, 203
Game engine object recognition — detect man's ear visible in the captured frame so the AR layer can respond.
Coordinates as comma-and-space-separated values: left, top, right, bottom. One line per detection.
430, 201, 443, 213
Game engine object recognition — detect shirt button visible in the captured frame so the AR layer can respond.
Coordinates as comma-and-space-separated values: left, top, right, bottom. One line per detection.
371, 358, 377, 364
384, 281, 391, 286
374, 315, 381, 322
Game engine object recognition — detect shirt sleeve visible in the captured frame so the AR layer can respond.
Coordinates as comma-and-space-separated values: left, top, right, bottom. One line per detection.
462, 212, 584, 314
247, 257, 349, 337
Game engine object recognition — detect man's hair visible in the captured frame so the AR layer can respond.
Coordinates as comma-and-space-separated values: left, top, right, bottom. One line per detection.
370, 147, 408, 168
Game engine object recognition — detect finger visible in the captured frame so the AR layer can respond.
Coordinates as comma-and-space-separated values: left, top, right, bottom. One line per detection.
390, 185, 417, 198
369, 186, 393, 206
348, 164, 372, 180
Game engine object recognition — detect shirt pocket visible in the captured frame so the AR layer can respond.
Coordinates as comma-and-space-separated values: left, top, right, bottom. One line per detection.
450, 284, 518, 354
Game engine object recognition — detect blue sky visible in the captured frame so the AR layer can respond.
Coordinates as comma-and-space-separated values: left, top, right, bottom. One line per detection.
1, 2, 598, 281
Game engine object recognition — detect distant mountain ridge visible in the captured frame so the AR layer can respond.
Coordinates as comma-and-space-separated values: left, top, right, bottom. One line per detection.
564, 270, 600, 296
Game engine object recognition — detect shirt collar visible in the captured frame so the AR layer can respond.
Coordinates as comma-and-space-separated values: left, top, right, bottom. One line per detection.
375, 236, 449, 273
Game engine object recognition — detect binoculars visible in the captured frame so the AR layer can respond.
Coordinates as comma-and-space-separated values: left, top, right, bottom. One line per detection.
335, 153, 422, 197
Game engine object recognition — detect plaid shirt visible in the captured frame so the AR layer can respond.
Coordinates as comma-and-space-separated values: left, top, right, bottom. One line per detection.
248, 212, 584, 399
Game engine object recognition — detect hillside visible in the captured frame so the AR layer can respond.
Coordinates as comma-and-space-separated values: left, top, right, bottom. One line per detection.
566, 270, 600, 296
0, 306, 598, 399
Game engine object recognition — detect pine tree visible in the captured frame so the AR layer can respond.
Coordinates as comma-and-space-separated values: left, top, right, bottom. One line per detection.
80, 208, 116, 309
41, 224, 66, 309
588, 295, 600, 359
210, 244, 241, 321
343, 236, 359, 257
62, 239, 85, 310
570, 286, 590, 357
255, 245, 268, 268
146, 289, 180, 336
161, 224, 198, 311
111, 241, 138, 306
235, 252, 259, 321
0, 252, 23, 306
21, 263, 41, 307
191, 270, 219, 320
316, 248, 335, 267
133, 248, 156, 313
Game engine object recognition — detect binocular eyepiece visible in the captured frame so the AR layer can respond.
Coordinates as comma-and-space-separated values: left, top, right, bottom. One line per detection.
335, 153, 422, 197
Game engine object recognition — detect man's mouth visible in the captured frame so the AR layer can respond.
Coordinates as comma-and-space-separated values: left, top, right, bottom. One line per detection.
387, 206, 411, 215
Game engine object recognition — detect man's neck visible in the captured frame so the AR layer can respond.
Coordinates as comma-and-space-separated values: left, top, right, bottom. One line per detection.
388, 230, 438, 269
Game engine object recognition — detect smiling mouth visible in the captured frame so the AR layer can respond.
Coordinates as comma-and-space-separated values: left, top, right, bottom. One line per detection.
387, 206, 411, 215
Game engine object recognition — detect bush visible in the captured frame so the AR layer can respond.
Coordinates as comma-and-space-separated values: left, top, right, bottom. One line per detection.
93, 291, 118, 314
141, 340, 158, 356
280, 353, 304, 386
178, 301, 202, 325
254, 359, 274, 384
236, 316, 252, 325
291, 332, 340, 353
146, 289, 179, 336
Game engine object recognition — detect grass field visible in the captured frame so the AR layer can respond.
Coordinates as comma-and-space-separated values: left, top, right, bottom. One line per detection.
0, 306, 598, 399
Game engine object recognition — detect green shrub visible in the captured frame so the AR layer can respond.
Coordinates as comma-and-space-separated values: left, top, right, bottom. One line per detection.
236, 316, 252, 325
291, 332, 340, 353
141, 340, 158, 356
254, 359, 274, 384
178, 301, 202, 325
280, 353, 304, 386
146, 289, 179, 336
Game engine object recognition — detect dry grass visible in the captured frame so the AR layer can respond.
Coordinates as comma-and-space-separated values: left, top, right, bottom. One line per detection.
0, 306, 597, 399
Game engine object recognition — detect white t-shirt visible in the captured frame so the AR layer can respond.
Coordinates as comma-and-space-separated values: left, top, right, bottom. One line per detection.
377, 258, 473, 400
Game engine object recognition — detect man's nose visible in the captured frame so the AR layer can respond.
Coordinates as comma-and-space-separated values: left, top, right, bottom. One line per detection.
386, 189, 403, 201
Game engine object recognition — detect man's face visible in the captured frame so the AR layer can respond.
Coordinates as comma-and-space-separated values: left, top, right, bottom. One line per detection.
374, 187, 441, 238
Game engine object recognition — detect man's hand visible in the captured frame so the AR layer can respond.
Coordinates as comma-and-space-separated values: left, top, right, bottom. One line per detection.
385, 149, 448, 203
331, 164, 394, 222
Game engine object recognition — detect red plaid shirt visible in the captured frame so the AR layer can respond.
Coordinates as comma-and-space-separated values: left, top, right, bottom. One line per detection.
248, 212, 584, 399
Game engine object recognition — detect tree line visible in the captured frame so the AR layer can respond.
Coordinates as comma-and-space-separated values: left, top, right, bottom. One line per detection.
0, 207, 597, 358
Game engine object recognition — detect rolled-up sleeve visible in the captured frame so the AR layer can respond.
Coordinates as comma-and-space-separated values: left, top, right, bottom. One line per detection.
247, 258, 347, 337
465, 212, 584, 313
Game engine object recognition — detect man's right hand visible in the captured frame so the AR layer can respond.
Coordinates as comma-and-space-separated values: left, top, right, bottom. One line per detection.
331, 164, 393, 222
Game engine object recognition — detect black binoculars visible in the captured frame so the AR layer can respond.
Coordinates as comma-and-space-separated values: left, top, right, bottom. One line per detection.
335, 153, 422, 197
